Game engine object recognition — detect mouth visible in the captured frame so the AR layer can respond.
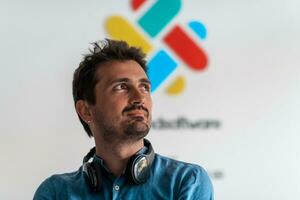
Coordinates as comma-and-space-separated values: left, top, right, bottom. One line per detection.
123, 105, 149, 119
126, 110, 147, 118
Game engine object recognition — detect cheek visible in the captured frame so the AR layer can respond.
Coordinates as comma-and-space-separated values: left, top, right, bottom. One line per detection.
109, 98, 127, 113
146, 97, 153, 112
94, 98, 123, 115
148, 95, 152, 105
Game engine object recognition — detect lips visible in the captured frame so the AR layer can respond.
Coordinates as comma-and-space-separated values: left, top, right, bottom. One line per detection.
126, 110, 147, 118
123, 105, 149, 118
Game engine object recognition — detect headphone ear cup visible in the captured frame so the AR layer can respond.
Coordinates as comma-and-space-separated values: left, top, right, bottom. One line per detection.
127, 155, 151, 184
90, 162, 102, 192
126, 155, 137, 183
83, 162, 102, 192
83, 162, 95, 190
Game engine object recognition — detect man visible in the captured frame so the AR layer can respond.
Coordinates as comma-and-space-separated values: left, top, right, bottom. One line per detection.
34, 39, 214, 199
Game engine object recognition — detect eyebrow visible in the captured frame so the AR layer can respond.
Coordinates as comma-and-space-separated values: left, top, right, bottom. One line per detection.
109, 77, 151, 86
140, 78, 151, 85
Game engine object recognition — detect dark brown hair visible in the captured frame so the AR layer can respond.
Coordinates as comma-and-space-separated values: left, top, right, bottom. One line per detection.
72, 39, 147, 137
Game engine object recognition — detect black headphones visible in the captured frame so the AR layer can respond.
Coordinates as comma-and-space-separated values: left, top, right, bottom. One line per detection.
82, 139, 155, 192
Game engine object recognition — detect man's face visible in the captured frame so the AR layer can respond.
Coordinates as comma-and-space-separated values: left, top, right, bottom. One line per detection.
90, 60, 152, 144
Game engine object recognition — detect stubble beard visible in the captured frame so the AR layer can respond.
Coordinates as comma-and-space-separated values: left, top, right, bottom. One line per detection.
123, 119, 150, 141
94, 111, 151, 144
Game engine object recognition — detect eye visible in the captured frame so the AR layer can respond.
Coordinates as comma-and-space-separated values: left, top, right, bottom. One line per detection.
141, 83, 151, 92
114, 83, 128, 91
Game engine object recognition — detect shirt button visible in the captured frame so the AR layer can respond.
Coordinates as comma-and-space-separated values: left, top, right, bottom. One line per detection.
114, 185, 120, 191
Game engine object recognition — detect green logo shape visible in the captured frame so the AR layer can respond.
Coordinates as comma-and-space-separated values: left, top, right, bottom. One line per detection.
138, 0, 181, 37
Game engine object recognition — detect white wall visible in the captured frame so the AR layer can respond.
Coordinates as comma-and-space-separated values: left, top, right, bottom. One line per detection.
0, 0, 299, 199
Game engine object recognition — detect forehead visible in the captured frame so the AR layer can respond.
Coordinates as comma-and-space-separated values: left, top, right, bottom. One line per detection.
95, 60, 148, 84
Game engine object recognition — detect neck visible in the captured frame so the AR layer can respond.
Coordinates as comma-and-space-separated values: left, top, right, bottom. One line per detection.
94, 138, 144, 177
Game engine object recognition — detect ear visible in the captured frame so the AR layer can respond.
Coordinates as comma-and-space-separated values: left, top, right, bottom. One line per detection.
75, 100, 93, 123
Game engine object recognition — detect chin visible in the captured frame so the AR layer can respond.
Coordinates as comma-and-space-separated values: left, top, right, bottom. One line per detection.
124, 121, 150, 139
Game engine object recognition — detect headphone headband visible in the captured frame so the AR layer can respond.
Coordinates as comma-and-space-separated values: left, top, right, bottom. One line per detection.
143, 139, 155, 166
83, 146, 96, 163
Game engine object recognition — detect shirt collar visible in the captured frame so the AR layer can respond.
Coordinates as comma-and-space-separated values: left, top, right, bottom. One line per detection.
92, 146, 149, 175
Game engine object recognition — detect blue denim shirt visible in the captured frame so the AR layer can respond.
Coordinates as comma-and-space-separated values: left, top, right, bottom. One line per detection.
34, 154, 213, 200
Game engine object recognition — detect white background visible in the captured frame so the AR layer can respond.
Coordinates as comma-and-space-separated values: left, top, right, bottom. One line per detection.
0, 0, 300, 199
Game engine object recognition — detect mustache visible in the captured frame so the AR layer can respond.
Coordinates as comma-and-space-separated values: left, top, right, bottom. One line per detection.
122, 104, 149, 115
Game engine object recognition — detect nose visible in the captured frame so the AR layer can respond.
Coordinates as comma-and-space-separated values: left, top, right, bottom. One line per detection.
129, 88, 145, 105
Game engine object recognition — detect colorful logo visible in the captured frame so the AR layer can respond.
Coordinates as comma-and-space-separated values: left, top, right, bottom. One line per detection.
105, 0, 208, 95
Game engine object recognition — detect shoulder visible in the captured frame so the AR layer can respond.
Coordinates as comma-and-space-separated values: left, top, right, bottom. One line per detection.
46, 169, 82, 187
33, 168, 83, 200
154, 154, 208, 176
153, 154, 214, 200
